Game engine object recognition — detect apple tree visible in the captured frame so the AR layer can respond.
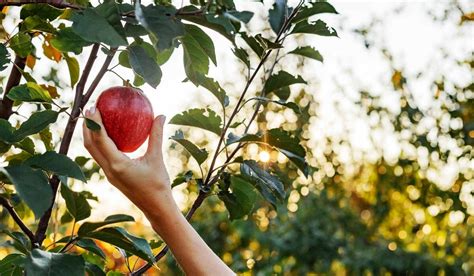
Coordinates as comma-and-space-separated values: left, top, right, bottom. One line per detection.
0, 0, 338, 274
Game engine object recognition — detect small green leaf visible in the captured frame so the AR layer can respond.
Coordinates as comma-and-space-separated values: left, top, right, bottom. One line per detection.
85, 118, 101, 131
0, 254, 26, 275
292, 1, 338, 24
189, 74, 228, 107
20, 4, 63, 21
2, 230, 30, 255
1, 165, 52, 218
135, 4, 184, 50
25, 249, 85, 276
76, 239, 106, 259
184, 24, 216, 65
291, 19, 338, 37
240, 160, 285, 206
169, 108, 222, 135
10, 33, 34, 58
172, 170, 193, 188
219, 176, 257, 220
239, 33, 264, 57
60, 184, 91, 221
0, 44, 10, 71
21, 15, 56, 33
7, 83, 52, 103
13, 110, 59, 142
170, 130, 208, 165
269, 0, 288, 34
51, 27, 93, 54
289, 46, 323, 62
71, 8, 127, 47
83, 227, 154, 263
14, 136, 36, 154
78, 214, 135, 236
263, 71, 307, 95
182, 30, 210, 80
39, 128, 53, 151
128, 45, 162, 88
252, 96, 301, 114
64, 56, 80, 87
233, 47, 250, 68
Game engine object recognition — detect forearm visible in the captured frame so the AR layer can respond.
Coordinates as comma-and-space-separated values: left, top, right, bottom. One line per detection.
139, 192, 234, 276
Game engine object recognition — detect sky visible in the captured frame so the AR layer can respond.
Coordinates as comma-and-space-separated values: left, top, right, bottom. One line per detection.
0, 0, 473, 219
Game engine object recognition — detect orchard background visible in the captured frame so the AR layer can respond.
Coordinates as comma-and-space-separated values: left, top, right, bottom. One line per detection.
0, 0, 473, 275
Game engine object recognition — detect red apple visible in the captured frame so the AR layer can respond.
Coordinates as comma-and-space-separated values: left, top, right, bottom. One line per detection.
96, 86, 154, 152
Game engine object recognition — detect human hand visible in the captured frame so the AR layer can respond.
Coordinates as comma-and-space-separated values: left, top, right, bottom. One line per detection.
82, 106, 174, 214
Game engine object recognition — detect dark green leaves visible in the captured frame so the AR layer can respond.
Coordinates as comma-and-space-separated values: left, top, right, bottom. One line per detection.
76, 239, 106, 259
10, 33, 34, 58
0, 254, 25, 275
269, 0, 288, 34
20, 4, 63, 21
241, 160, 285, 206
83, 227, 154, 263
7, 83, 52, 103
263, 71, 307, 95
13, 110, 59, 142
189, 74, 228, 107
182, 30, 210, 80
184, 24, 216, 65
78, 214, 135, 236
171, 130, 208, 165
292, 1, 338, 24
1, 165, 52, 218
219, 176, 257, 220
71, 4, 127, 47
170, 108, 222, 135
289, 46, 323, 62
128, 45, 162, 88
135, 4, 184, 50
25, 249, 85, 276
25, 151, 86, 181
85, 118, 101, 131
291, 20, 338, 37
60, 184, 91, 221
0, 44, 10, 71
51, 28, 92, 54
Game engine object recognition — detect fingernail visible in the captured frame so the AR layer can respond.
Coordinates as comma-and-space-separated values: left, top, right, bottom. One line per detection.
85, 109, 90, 116
90, 106, 96, 115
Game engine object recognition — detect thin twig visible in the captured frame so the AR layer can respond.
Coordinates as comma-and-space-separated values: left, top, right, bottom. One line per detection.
0, 0, 81, 9
0, 197, 37, 247
0, 56, 26, 119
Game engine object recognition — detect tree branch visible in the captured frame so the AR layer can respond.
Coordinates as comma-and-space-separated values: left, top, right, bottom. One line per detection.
131, 191, 208, 275
0, 56, 26, 119
0, 0, 81, 10
34, 44, 103, 245
0, 197, 36, 247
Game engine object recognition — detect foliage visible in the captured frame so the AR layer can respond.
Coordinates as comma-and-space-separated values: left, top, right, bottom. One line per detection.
0, 0, 339, 274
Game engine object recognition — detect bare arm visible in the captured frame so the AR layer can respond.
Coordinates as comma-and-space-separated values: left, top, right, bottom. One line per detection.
82, 106, 234, 276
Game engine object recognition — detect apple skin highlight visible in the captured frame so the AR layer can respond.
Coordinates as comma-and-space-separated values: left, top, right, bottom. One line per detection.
96, 86, 154, 152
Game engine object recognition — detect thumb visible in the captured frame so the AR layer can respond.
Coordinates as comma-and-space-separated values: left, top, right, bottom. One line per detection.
146, 115, 166, 161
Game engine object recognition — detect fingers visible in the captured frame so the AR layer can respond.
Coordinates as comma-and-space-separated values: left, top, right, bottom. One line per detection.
82, 113, 107, 166
84, 106, 128, 166
145, 115, 166, 163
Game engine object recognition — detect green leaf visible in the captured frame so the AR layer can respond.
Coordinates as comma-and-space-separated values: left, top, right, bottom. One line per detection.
135, 4, 185, 50
274, 86, 291, 101
39, 128, 53, 151
128, 45, 162, 88
182, 31, 210, 81
269, 0, 288, 34
233, 47, 250, 68
76, 239, 106, 259
224, 10, 254, 24
1, 165, 52, 218
0, 44, 10, 71
12, 110, 59, 142
177, 10, 235, 42
172, 170, 193, 188
219, 176, 257, 220
14, 136, 35, 154
20, 4, 63, 21
118, 50, 131, 68
263, 70, 306, 95
21, 15, 56, 33
189, 74, 228, 107
60, 184, 91, 221
78, 214, 135, 236
51, 27, 93, 54
7, 83, 52, 103
291, 19, 338, 37
124, 23, 148, 37
184, 24, 216, 65
0, 254, 26, 275
228, 129, 308, 176
156, 47, 174, 65
2, 230, 30, 255
85, 118, 101, 131
252, 96, 301, 114
64, 56, 80, 87
255, 34, 283, 50
10, 33, 34, 58
25, 249, 85, 276
170, 130, 208, 165
71, 8, 127, 47
241, 160, 285, 206
240, 33, 264, 57
85, 262, 106, 276
292, 1, 338, 24
289, 46, 323, 62
83, 227, 154, 263
169, 108, 222, 135
205, 14, 236, 34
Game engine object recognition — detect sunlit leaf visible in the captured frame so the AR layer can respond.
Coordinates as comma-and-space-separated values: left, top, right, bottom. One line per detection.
128, 45, 162, 88
169, 108, 222, 135
292, 1, 338, 24
78, 214, 135, 236
25, 249, 85, 276
171, 130, 208, 165
240, 160, 285, 206
219, 176, 258, 220
263, 71, 306, 95
289, 46, 323, 62
291, 19, 338, 37
7, 83, 52, 103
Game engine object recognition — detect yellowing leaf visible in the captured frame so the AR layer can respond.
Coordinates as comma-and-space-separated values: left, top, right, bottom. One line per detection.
26, 54, 36, 69
43, 36, 62, 62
